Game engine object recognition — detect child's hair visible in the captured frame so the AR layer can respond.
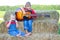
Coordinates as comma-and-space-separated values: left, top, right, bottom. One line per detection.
10, 14, 16, 20
25, 2, 31, 7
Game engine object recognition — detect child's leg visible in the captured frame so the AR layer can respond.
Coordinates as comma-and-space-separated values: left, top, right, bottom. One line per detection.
17, 30, 29, 37
8, 31, 20, 37
15, 30, 25, 37
25, 19, 33, 36
28, 19, 33, 33
23, 20, 29, 34
8, 30, 27, 37
16, 34, 22, 37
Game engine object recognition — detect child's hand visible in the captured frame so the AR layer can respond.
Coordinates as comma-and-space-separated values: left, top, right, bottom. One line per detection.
6, 20, 12, 28
25, 14, 29, 17
15, 20, 18, 28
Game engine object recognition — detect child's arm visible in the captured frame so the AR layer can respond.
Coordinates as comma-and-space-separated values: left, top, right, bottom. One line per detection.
6, 20, 11, 28
31, 9, 37, 19
15, 20, 18, 28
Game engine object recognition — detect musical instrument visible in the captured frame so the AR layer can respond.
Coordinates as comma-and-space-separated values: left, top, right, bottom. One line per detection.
15, 10, 23, 21
15, 9, 32, 21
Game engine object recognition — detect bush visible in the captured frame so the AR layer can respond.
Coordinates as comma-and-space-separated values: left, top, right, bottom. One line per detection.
0, 5, 60, 11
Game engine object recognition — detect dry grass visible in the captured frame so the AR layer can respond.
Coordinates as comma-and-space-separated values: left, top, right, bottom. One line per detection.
0, 33, 60, 40
0, 10, 59, 40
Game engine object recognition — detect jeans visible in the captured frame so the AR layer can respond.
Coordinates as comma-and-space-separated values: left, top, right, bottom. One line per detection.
23, 19, 33, 32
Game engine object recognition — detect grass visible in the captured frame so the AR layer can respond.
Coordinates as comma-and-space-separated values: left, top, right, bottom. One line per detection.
0, 11, 5, 24
0, 5, 60, 11
56, 10, 60, 34
57, 10, 60, 23
0, 10, 60, 34
0, 11, 6, 18
0, 20, 3, 24
0, 10, 60, 24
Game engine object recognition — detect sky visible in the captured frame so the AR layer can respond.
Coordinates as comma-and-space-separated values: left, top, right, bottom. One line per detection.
0, 0, 60, 6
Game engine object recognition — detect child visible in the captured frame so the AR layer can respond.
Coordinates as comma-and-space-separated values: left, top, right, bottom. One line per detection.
22, 2, 37, 36
6, 14, 27, 37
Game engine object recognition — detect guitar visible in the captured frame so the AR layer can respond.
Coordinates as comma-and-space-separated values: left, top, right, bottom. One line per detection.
15, 10, 37, 21
15, 8, 50, 21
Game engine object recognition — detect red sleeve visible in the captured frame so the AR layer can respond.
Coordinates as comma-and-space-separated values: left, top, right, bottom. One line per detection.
32, 9, 35, 14
31, 9, 37, 18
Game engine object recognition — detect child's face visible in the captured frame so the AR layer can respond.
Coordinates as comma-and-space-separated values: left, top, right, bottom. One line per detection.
25, 3, 31, 9
10, 15, 15, 20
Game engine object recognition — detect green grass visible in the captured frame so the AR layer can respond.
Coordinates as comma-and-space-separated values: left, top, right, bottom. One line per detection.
0, 20, 3, 24
0, 11, 5, 18
57, 10, 60, 23
0, 11, 5, 24
31, 5, 60, 10
56, 10, 60, 34
0, 5, 60, 11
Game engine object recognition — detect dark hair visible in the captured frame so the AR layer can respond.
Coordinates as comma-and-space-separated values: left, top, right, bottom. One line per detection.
25, 2, 31, 7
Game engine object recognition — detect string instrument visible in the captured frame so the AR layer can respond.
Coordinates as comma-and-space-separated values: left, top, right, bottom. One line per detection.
15, 10, 23, 21
23, 10, 32, 19
15, 9, 32, 21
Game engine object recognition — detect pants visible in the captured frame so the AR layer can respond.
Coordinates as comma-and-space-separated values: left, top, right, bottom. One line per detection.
23, 19, 33, 32
8, 30, 25, 37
